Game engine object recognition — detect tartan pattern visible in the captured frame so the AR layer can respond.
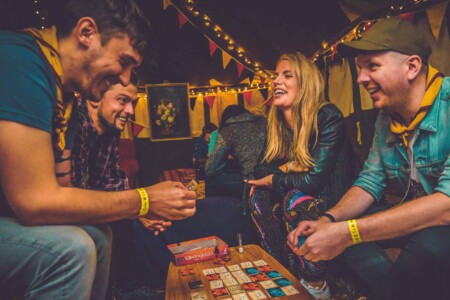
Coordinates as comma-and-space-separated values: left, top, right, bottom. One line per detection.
71, 98, 128, 191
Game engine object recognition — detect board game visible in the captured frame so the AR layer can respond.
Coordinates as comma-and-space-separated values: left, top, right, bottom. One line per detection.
180, 257, 300, 299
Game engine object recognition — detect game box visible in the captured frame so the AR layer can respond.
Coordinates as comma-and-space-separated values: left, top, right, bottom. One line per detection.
167, 236, 229, 266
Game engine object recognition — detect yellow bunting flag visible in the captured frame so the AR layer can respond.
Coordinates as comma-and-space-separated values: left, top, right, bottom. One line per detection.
222, 51, 232, 69
163, 0, 170, 10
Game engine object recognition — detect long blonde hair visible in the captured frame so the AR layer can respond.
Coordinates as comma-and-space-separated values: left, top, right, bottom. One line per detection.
263, 52, 325, 167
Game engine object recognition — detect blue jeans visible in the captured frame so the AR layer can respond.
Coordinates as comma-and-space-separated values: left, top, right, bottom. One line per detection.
0, 217, 112, 299
341, 220, 450, 299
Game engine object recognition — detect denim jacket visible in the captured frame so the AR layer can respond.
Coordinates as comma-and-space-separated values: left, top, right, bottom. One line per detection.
354, 77, 450, 201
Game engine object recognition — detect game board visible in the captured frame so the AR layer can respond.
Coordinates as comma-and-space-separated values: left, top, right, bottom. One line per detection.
165, 245, 313, 300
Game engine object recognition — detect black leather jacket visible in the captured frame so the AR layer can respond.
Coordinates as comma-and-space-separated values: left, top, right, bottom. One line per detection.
255, 103, 356, 205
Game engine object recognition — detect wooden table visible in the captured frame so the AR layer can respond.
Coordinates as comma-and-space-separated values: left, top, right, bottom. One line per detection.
165, 244, 314, 300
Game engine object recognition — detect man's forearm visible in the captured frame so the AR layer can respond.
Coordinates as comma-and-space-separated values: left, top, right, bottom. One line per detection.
325, 186, 375, 222
356, 192, 450, 242
14, 186, 141, 225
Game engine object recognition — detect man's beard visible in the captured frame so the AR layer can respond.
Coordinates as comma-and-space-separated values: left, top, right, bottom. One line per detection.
98, 111, 121, 133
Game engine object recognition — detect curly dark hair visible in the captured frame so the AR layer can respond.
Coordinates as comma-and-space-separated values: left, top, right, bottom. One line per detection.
50, 0, 153, 55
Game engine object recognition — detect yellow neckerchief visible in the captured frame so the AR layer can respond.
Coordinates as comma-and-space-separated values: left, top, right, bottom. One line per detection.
390, 65, 443, 147
22, 26, 73, 155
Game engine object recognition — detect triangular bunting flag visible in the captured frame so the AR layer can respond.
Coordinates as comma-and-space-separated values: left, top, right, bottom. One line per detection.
190, 98, 196, 110
240, 78, 250, 84
248, 73, 255, 85
242, 91, 252, 104
222, 51, 232, 69
237, 62, 245, 77
426, 2, 447, 40
178, 12, 188, 29
133, 122, 145, 138
163, 0, 170, 10
209, 78, 223, 86
209, 40, 218, 57
260, 88, 268, 101
204, 95, 216, 108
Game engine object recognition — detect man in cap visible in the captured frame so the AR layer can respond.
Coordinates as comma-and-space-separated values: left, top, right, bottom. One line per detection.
287, 17, 450, 299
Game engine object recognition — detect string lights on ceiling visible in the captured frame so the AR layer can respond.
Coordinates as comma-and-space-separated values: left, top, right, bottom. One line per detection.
33, 0, 48, 30
170, 0, 273, 80
188, 82, 271, 98
311, 0, 445, 62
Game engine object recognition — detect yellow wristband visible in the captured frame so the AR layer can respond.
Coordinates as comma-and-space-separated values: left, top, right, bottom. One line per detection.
347, 219, 362, 244
136, 188, 149, 217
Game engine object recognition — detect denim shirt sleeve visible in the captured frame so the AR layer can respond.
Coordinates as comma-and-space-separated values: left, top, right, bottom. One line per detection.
435, 154, 450, 197
353, 114, 388, 201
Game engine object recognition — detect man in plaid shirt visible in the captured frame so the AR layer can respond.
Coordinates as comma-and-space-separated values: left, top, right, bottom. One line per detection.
57, 81, 171, 296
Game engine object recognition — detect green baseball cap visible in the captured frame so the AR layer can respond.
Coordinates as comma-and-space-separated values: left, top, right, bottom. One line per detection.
337, 17, 431, 61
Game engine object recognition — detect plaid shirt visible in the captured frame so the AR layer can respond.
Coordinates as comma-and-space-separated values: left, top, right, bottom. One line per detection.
71, 98, 128, 191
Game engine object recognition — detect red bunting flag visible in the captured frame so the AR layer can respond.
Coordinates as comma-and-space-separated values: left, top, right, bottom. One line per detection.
209, 40, 218, 57
204, 95, 216, 108
242, 91, 252, 104
178, 12, 188, 29
237, 62, 245, 78
133, 122, 145, 137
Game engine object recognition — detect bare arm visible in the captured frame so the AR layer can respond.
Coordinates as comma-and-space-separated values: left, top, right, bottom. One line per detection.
0, 121, 196, 225
325, 186, 375, 222
287, 186, 374, 252
356, 192, 450, 241
290, 190, 450, 261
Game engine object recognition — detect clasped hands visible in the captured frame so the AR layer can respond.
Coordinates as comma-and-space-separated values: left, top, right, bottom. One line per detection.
286, 218, 351, 262
140, 180, 197, 235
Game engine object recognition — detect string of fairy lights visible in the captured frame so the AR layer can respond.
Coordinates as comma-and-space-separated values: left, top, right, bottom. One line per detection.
169, 0, 273, 80
188, 83, 270, 98
311, 0, 447, 62
32, 0, 48, 30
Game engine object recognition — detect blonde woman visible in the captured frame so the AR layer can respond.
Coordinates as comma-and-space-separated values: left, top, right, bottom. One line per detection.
247, 52, 356, 299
